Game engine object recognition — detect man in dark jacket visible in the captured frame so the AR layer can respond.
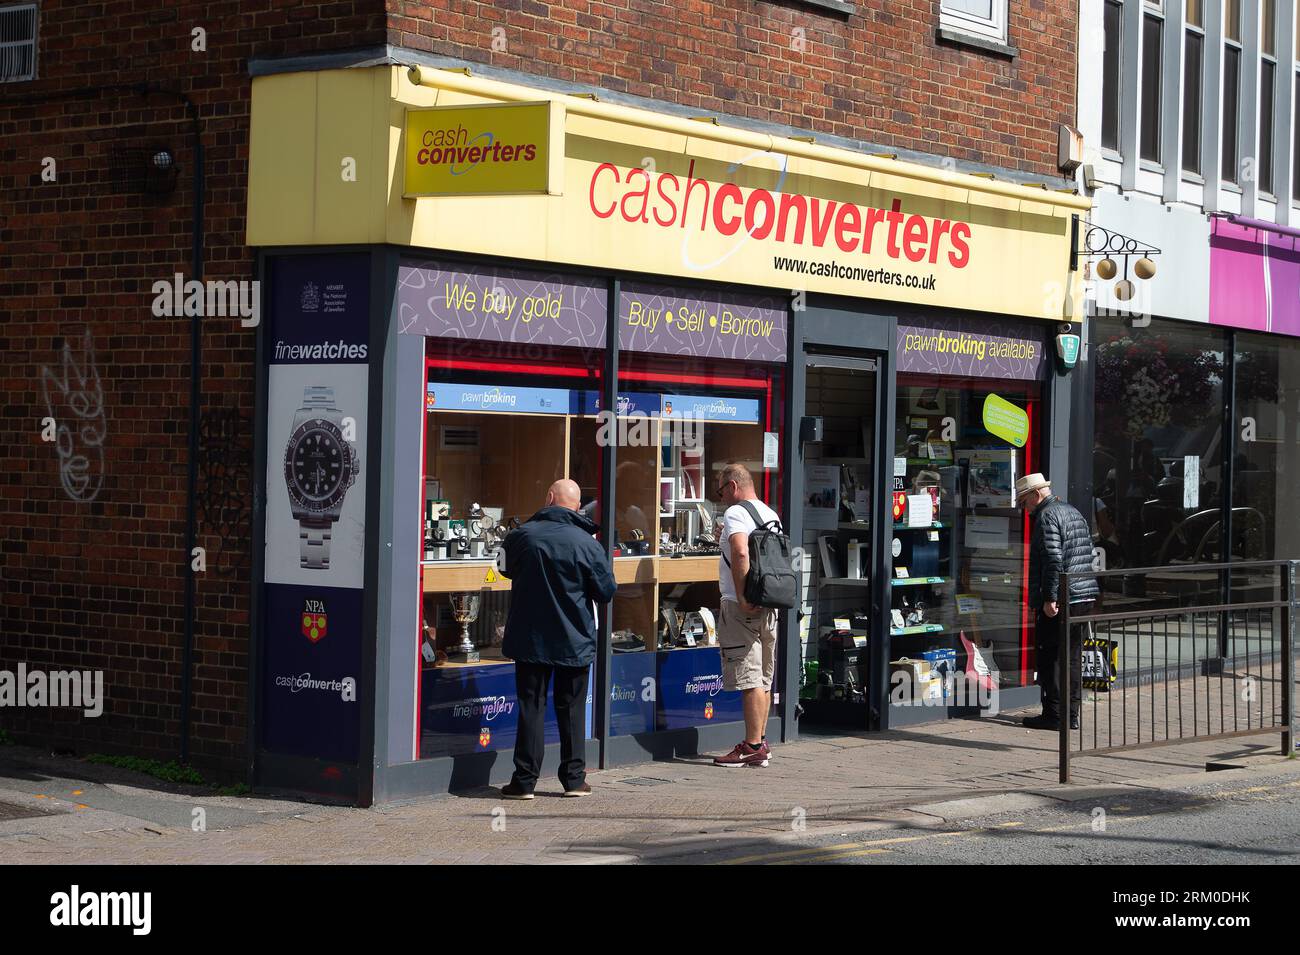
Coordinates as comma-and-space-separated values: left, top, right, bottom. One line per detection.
1018, 473, 1100, 730
499, 479, 616, 799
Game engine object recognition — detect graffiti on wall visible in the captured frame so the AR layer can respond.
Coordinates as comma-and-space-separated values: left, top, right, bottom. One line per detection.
41, 328, 107, 503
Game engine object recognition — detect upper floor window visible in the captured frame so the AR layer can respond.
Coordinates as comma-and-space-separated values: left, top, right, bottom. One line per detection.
1260, 0, 1277, 194
0, 2, 37, 83
1139, 3, 1164, 163
1102, 0, 1124, 152
1182, 0, 1204, 174
940, 0, 1008, 45
1222, 0, 1242, 183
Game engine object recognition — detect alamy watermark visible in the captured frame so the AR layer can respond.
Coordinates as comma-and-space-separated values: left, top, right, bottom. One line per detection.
151, 273, 260, 327
0, 664, 104, 717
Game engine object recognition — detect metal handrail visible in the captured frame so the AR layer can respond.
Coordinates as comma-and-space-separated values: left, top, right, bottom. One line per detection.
1056, 559, 1296, 783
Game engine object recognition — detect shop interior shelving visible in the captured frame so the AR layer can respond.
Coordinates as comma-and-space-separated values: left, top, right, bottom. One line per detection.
421, 403, 766, 661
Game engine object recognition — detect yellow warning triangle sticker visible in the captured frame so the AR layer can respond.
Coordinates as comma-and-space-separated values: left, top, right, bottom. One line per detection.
484, 567, 497, 583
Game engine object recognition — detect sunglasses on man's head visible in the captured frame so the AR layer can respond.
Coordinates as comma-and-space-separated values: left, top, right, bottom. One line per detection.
716, 480, 733, 499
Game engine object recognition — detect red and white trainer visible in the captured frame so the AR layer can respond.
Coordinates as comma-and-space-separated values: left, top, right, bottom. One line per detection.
713, 740, 770, 768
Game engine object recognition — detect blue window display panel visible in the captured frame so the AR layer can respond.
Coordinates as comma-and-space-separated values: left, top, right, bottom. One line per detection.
420, 664, 593, 759
609, 651, 657, 736
657, 646, 743, 730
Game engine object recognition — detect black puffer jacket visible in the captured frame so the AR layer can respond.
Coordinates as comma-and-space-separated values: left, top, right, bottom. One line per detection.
1027, 496, 1100, 609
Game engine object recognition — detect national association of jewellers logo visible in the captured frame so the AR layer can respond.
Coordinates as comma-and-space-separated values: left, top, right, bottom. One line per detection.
300, 281, 321, 312
301, 597, 328, 644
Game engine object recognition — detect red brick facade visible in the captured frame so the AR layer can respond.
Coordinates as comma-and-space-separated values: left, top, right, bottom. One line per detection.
0, 0, 1075, 780
389, 0, 1077, 178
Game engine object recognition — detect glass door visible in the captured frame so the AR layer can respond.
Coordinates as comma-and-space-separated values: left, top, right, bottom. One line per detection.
798, 354, 880, 727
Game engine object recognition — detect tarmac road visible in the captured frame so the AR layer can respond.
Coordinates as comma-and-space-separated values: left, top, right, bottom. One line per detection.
645, 770, 1300, 865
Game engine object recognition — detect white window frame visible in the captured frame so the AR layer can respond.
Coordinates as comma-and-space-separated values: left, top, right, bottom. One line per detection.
939, 0, 1008, 45
0, 2, 38, 84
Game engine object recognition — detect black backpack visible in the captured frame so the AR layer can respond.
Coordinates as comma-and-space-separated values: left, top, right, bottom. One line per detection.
722, 500, 798, 610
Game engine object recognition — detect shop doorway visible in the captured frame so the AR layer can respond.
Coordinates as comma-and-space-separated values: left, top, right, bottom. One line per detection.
797, 352, 884, 729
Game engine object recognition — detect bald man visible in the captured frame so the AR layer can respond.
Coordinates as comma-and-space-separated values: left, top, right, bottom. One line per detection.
499, 479, 616, 799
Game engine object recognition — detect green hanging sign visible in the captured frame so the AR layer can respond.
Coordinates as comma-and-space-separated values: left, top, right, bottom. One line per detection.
982, 393, 1029, 447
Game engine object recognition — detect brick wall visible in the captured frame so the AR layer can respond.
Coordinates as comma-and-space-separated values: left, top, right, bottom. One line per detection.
388, 0, 1078, 178
0, 1, 385, 777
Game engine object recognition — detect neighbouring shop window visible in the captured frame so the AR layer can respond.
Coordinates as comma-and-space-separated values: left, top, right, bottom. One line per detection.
609, 350, 786, 736
418, 338, 603, 759
892, 376, 1042, 692
1233, 332, 1300, 562
1092, 317, 1228, 579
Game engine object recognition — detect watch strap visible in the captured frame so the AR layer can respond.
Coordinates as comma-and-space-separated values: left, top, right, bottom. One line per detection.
302, 385, 336, 411
299, 518, 333, 570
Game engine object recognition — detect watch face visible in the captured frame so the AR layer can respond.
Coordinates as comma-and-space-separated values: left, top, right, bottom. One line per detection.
285, 419, 355, 512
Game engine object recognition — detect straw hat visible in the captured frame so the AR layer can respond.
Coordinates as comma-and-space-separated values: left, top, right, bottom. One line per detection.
1014, 473, 1051, 498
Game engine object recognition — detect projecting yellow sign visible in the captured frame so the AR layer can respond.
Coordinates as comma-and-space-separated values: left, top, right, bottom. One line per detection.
404, 101, 560, 197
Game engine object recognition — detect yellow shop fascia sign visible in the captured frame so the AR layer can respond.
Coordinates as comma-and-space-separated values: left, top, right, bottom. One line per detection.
403, 101, 563, 197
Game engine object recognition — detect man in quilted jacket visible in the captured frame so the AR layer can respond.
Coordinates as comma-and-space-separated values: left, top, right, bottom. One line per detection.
1017, 473, 1100, 730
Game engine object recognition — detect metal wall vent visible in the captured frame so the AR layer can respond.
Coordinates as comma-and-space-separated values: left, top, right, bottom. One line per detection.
0, 3, 37, 83
439, 426, 480, 450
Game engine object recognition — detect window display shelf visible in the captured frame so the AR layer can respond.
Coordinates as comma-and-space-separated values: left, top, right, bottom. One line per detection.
613, 555, 657, 585
423, 561, 511, 593
893, 521, 947, 530
658, 554, 720, 584
890, 624, 949, 636
837, 522, 872, 530
819, 577, 872, 587
891, 576, 950, 587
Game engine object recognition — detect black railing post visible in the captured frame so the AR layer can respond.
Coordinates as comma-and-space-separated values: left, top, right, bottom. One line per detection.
1059, 570, 1071, 784
1286, 561, 1297, 757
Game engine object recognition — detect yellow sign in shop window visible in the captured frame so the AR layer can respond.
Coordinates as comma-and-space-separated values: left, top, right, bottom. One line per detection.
404, 102, 554, 197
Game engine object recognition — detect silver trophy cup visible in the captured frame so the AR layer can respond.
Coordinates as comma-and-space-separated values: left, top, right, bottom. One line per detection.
448, 592, 481, 663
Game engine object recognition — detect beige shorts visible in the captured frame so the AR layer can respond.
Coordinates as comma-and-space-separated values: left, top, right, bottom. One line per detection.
718, 600, 777, 692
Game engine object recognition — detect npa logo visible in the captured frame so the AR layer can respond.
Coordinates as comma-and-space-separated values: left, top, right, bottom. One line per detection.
301, 598, 328, 643
704, 701, 714, 720
478, 727, 491, 747
426, 389, 436, 411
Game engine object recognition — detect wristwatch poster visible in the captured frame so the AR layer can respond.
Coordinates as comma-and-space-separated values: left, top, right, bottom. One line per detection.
283, 385, 361, 570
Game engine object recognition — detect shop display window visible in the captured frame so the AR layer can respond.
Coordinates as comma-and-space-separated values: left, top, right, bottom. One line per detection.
1092, 317, 1228, 576
609, 352, 785, 736
891, 376, 1041, 691
418, 339, 602, 759
1231, 332, 1300, 562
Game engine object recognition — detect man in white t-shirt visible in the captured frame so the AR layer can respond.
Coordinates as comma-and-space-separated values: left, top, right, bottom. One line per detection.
712, 463, 780, 769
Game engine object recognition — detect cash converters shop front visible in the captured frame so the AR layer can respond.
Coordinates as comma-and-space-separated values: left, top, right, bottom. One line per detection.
245, 64, 1090, 804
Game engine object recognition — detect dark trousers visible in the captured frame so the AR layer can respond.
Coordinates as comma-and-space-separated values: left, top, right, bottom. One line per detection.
1035, 601, 1093, 719
511, 662, 589, 792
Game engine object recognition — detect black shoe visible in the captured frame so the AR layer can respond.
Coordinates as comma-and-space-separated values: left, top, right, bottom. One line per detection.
1022, 713, 1061, 730
500, 782, 534, 800
562, 782, 592, 797
1070, 714, 1080, 730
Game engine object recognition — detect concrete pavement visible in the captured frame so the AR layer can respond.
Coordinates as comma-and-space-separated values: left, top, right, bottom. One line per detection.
1, 700, 1295, 864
